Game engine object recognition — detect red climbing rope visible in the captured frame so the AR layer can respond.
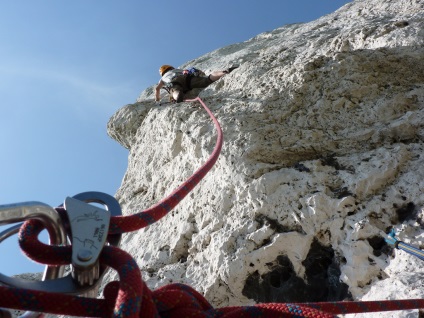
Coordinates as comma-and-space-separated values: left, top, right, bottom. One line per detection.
1, 97, 424, 317
107, 97, 223, 235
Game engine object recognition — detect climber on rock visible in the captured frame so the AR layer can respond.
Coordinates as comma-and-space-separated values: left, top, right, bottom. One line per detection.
155, 64, 238, 104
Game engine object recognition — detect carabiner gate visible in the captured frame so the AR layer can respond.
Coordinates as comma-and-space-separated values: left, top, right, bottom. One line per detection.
0, 201, 68, 280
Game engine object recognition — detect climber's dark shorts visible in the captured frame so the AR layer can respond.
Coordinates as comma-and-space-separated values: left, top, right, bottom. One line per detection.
171, 75, 213, 91
168, 75, 214, 97
189, 75, 214, 89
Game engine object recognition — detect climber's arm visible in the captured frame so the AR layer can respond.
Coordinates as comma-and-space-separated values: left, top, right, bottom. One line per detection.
155, 80, 164, 102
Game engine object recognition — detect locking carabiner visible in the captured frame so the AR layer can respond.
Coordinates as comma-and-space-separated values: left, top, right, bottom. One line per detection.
0, 201, 68, 280
0, 202, 69, 318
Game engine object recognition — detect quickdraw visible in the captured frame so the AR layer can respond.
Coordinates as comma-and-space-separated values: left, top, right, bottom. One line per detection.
0, 97, 424, 317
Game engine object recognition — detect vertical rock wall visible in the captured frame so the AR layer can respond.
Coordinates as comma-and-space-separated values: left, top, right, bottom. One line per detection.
107, 0, 424, 316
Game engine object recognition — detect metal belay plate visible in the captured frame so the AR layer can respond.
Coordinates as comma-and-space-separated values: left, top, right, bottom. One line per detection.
0, 191, 122, 295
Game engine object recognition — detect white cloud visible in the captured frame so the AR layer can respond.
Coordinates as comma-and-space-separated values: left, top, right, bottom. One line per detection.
0, 61, 139, 117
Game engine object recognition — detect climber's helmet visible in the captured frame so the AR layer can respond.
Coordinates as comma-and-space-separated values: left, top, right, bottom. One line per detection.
159, 65, 174, 76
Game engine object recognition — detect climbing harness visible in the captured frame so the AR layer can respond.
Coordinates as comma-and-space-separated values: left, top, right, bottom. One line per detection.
1, 97, 424, 317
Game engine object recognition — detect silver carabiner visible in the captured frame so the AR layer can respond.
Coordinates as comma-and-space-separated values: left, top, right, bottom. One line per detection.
0, 192, 122, 295
0, 202, 68, 318
0, 201, 68, 280
0, 192, 122, 317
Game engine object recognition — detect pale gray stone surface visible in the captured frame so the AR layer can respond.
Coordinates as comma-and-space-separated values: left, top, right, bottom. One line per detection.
51, 0, 424, 317
106, 0, 424, 317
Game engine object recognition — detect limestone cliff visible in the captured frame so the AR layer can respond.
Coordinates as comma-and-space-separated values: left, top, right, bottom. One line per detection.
107, 0, 424, 316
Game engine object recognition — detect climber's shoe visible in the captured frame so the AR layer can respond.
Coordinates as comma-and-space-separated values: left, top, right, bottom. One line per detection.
224, 64, 239, 74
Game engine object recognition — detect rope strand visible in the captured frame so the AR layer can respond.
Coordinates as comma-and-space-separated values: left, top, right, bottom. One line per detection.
109, 97, 222, 234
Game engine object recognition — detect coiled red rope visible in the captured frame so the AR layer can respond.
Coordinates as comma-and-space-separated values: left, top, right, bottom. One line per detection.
1, 97, 423, 317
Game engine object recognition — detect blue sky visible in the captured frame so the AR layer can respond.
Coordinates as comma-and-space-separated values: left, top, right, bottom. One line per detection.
0, 1, 351, 276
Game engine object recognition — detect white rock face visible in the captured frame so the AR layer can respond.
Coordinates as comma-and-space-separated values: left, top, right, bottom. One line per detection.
107, 0, 424, 317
